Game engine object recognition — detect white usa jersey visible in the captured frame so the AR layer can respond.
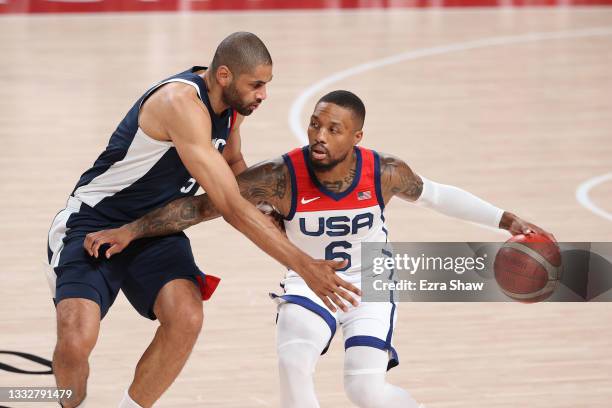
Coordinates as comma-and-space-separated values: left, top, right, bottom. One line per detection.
282, 145, 389, 283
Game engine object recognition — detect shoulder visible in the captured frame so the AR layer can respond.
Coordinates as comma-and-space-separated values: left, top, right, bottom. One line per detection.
375, 151, 423, 201
376, 151, 406, 172
145, 81, 208, 119
243, 155, 288, 177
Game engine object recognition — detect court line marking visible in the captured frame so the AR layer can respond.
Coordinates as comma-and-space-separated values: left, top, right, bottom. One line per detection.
249, 396, 272, 407
288, 26, 612, 224
576, 173, 612, 222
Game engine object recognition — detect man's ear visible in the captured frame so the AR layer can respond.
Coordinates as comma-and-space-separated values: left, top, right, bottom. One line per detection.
353, 130, 364, 145
215, 65, 233, 87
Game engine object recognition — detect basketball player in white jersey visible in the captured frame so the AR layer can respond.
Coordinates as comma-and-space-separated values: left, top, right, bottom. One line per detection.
47, 34, 360, 408
85, 90, 554, 407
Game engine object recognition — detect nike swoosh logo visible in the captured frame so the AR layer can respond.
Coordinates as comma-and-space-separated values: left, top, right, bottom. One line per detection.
301, 197, 320, 204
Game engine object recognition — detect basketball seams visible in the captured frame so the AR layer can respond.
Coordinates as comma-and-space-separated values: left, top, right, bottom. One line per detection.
503, 242, 562, 282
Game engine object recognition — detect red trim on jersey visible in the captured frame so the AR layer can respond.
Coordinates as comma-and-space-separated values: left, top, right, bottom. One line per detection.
229, 110, 238, 133
286, 146, 381, 212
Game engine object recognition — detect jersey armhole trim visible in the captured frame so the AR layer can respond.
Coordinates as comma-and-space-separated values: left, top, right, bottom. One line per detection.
372, 150, 385, 211
138, 78, 204, 112
283, 153, 298, 221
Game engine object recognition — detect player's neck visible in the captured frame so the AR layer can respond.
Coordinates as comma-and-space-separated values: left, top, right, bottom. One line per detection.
201, 71, 230, 115
312, 150, 357, 194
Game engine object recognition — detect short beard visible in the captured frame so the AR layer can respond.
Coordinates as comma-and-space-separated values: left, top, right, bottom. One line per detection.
221, 83, 253, 116
309, 149, 350, 172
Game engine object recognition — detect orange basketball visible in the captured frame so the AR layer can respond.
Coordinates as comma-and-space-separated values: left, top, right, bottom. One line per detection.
494, 233, 562, 303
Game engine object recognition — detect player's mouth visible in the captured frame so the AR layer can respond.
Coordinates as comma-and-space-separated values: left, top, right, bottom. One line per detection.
249, 102, 260, 111
311, 144, 328, 161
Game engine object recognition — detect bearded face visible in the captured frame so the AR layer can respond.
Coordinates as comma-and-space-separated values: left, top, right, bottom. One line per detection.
219, 64, 272, 116
221, 81, 259, 116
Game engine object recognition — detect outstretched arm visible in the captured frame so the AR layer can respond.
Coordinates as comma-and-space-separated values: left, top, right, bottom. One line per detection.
379, 152, 555, 239
85, 157, 290, 256
84, 82, 360, 311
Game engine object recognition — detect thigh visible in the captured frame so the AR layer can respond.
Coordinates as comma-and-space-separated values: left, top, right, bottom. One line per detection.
340, 301, 399, 370
341, 302, 396, 343
53, 234, 123, 319
273, 277, 339, 354
344, 346, 389, 375
119, 233, 202, 320
56, 297, 101, 348
277, 303, 333, 354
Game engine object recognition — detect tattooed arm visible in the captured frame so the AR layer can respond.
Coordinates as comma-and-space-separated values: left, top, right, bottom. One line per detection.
378, 152, 424, 205
84, 157, 291, 258
378, 151, 555, 238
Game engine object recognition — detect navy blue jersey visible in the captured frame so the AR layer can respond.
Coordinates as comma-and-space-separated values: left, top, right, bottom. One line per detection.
67, 66, 236, 227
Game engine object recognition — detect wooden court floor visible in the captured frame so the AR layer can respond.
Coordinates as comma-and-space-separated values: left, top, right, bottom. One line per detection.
1, 7, 611, 407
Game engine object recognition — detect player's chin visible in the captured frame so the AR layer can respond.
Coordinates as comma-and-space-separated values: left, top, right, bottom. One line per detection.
243, 102, 261, 115
310, 156, 332, 170
238, 107, 254, 116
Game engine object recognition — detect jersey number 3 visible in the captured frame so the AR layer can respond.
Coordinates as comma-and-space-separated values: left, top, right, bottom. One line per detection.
180, 178, 196, 194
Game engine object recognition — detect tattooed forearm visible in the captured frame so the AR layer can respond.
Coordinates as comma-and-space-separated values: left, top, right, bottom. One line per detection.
237, 158, 290, 213
122, 157, 291, 240
124, 195, 220, 239
379, 153, 423, 203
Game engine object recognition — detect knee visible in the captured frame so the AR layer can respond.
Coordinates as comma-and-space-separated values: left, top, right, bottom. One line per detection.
344, 375, 384, 408
55, 334, 95, 364
181, 305, 204, 337
163, 300, 203, 340
55, 301, 99, 362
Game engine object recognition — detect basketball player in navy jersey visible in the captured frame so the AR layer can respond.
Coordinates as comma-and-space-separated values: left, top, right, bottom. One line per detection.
85, 90, 554, 408
46, 33, 360, 408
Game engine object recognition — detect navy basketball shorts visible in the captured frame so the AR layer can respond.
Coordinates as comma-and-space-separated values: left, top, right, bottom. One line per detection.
47, 229, 202, 320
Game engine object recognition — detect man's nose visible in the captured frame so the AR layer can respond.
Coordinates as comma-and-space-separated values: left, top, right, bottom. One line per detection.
256, 85, 267, 101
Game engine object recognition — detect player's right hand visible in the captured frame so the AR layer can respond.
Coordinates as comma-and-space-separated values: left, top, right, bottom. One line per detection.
297, 259, 361, 313
84, 226, 135, 258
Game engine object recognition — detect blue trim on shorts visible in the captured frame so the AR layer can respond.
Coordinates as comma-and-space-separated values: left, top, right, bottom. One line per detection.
274, 294, 337, 354
388, 346, 399, 370
385, 253, 397, 370
282, 153, 298, 221
344, 335, 399, 371
345, 335, 386, 350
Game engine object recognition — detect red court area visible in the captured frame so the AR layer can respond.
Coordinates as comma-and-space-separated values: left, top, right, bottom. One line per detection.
1, 0, 611, 14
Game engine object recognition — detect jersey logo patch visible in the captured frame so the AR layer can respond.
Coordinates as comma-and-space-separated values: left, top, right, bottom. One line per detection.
358, 190, 372, 200
301, 196, 321, 205
212, 138, 226, 151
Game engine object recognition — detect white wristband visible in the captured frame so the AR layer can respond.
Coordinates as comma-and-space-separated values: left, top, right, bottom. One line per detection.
415, 176, 504, 229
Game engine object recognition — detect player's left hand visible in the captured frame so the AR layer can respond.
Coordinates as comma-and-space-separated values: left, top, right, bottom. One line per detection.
84, 226, 135, 258
500, 211, 557, 242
